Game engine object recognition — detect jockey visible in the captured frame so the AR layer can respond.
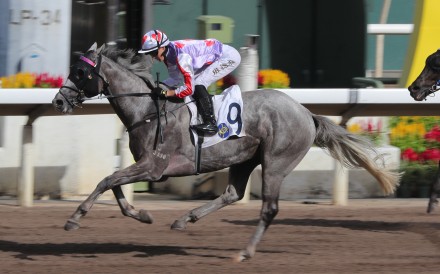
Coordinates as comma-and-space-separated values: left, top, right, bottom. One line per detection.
138, 29, 241, 135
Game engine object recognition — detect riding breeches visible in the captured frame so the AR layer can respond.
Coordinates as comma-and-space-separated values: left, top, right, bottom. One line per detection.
194, 45, 241, 88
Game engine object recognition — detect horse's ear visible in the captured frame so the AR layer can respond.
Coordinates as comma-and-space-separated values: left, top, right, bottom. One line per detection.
88, 42, 98, 52
97, 44, 105, 54
72, 51, 84, 57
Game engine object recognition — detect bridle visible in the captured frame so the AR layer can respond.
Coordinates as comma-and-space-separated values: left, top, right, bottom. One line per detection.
60, 54, 111, 108
58, 51, 188, 149
429, 80, 440, 94
425, 52, 440, 96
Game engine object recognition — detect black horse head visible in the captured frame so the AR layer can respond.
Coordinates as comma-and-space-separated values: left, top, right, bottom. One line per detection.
53, 43, 108, 113
408, 49, 440, 101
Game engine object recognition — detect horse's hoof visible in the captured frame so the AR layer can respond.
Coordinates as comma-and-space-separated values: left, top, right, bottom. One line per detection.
64, 219, 80, 231
139, 209, 154, 224
234, 250, 251, 262
427, 204, 434, 213
170, 220, 186, 231
427, 199, 438, 213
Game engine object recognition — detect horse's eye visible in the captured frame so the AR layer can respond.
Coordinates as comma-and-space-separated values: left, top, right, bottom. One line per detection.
76, 68, 85, 79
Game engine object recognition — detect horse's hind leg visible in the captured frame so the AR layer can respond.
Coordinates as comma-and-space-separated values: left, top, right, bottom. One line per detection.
236, 141, 311, 261
427, 163, 440, 213
112, 186, 153, 223
171, 158, 258, 230
235, 170, 284, 262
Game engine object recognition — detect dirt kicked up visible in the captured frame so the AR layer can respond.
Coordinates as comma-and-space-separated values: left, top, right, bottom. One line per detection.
1, 198, 440, 274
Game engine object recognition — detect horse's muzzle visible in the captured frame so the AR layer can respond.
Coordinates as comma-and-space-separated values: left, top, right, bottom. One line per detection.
408, 84, 426, 101
53, 98, 63, 109
52, 95, 73, 114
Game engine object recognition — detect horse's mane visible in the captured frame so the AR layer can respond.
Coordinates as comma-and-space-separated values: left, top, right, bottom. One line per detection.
101, 46, 155, 84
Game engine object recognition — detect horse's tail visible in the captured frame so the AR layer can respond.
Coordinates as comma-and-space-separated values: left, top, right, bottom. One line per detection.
312, 114, 400, 195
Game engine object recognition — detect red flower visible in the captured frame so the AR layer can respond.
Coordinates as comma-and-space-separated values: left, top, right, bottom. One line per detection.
33, 73, 63, 88
258, 73, 264, 87
221, 74, 236, 89
401, 148, 419, 162
424, 125, 440, 142
53, 76, 63, 88
420, 148, 440, 162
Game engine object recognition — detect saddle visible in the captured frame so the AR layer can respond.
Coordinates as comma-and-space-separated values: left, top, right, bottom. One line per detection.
186, 85, 246, 173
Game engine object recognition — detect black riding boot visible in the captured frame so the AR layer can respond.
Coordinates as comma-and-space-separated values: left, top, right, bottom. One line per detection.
191, 85, 218, 135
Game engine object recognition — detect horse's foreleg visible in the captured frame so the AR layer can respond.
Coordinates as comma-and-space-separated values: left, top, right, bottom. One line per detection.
112, 186, 153, 224
427, 163, 440, 213
171, 160, 257, 230
64, 180, 106, 230
64, 162, 158, 231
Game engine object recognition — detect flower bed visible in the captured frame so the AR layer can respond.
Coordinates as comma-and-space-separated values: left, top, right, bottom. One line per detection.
347, 118, 383, 146
389, 116, 440, 197
1, 72, 63, 88
346, 116, 440, 198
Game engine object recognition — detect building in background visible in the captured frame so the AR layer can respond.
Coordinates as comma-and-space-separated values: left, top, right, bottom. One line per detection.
0, 0, 416, 86
0, 0, 417, 199
0, 0, 72, 78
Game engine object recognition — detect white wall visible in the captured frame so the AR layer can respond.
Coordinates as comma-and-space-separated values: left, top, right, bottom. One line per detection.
0, 115, 123, 198
5, 0, 71, 77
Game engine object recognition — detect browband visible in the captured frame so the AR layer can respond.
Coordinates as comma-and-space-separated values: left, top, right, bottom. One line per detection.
80, 55, 97, 67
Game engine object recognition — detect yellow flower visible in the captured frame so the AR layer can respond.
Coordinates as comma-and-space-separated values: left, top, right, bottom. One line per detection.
389, 120, 426, 140
258, 69, 290, 88
347, 123, 362, 134
1, 72, 36, 88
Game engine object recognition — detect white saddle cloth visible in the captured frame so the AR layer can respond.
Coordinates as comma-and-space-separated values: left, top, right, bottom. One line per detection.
185, 85, 246, 148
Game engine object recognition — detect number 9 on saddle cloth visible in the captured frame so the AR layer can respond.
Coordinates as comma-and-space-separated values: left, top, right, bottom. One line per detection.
187, 85, 245, 148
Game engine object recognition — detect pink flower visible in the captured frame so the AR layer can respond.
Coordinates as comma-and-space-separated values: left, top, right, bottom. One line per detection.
367, 119, 374, 132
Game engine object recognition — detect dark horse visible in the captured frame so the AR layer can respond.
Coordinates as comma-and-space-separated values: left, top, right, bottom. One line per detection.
408, 49, 440, 213
53, 43, 399, 261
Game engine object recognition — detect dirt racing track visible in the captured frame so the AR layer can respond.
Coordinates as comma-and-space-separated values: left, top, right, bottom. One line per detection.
1, 198, 440, 273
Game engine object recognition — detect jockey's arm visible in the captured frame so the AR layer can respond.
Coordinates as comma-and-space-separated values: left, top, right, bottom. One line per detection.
168, 54, 194, 99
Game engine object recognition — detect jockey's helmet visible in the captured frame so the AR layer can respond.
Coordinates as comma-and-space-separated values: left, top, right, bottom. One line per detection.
138, 30, 170, 54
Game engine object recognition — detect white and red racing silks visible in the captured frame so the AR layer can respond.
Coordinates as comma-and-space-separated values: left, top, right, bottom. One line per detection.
162, 39, 230, 98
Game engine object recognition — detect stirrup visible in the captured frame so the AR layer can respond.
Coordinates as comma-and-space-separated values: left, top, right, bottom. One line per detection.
191, 123, 218, 135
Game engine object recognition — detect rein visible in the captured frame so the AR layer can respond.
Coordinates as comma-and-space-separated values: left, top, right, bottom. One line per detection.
82, 92, 154, 101
60, 53, 193, 149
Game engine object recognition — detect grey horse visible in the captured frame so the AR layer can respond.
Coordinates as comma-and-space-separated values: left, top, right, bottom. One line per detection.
408, 49, 440, 213
52, 43, 399, 261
